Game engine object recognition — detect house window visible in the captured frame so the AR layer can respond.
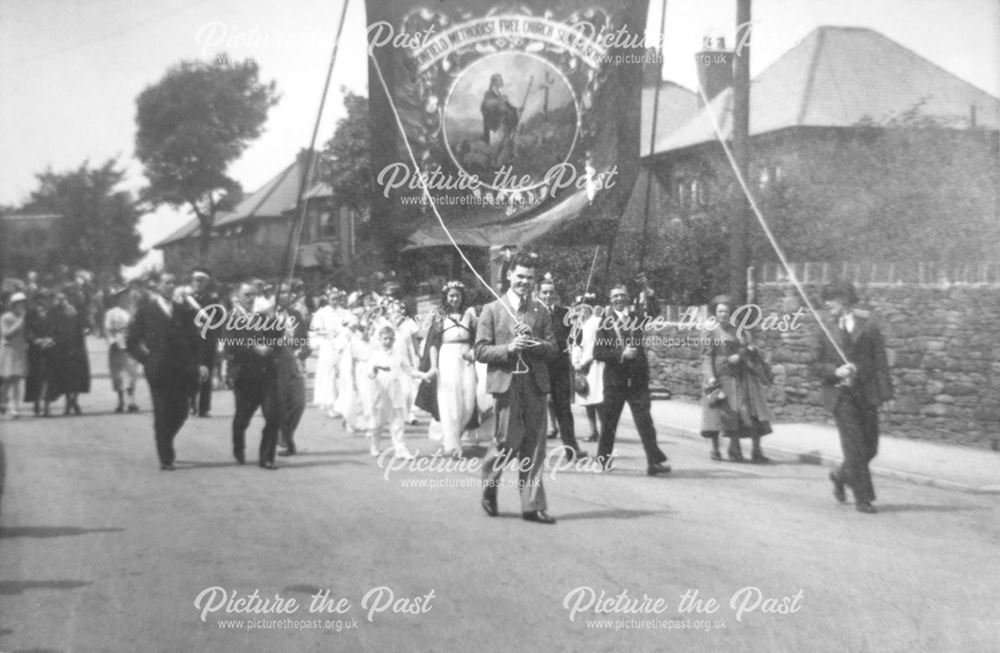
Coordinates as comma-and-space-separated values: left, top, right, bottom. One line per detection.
676, 179, 689, 209
757, 163, 783, 189
676, 176, 709, 211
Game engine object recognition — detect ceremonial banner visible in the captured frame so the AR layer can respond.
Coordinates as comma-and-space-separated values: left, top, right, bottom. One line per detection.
366, 0, 651, 247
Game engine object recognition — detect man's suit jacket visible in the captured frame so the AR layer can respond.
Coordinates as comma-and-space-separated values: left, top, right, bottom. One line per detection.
593, 305, 657, 392
813, 314, 893, 412
545, 303, 573, 393
224, 307, 284, 388
475, 295, 557, 395
126, 299, 206, 388
192, 290, 221, 361
276, 306, 310, 382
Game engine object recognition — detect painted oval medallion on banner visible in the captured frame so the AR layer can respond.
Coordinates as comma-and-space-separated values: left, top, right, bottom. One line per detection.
443, 52, 579, 192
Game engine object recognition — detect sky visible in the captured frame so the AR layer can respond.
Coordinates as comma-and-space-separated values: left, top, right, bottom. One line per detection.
1, 0, 997, 275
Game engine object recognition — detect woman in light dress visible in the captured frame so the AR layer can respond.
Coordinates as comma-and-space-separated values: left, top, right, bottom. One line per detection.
571, 291, 604, 442
309, 288, 346, 416
424, 281, 478, 458
0, 292, 30, 418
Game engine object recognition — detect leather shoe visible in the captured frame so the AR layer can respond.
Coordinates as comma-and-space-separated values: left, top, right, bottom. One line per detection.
587, 434, 598, 442
710, 450, 722, 461
481, 490, 498, 517
647, 462, 671, 476
160, 463, 175, 471
830, 471, 847, 503
234, 451, 246, 464
546, 431, 559, 440
856, 502, 877, 514
564, 447, 588, 462
522, 510, 556, 524
751, 451, 771, 464
259, 461, 279, 470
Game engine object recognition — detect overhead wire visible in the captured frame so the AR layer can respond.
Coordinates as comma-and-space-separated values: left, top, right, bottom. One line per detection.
693, 75, 849, 364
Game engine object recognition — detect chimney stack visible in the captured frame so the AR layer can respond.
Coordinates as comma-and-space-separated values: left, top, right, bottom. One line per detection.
695, 35, 734, 106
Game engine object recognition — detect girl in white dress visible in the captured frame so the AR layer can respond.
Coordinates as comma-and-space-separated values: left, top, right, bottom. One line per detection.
425, 281, 478, 458
308, 290, 339, 414
367, 325, 429, 458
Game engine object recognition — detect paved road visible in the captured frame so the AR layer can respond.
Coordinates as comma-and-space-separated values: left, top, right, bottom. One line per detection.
1, 343, 998, 652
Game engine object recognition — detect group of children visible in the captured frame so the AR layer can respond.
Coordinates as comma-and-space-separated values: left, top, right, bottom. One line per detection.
310, 291, 429, 460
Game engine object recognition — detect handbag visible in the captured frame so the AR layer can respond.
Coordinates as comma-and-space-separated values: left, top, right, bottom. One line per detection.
706, 387, 727, 406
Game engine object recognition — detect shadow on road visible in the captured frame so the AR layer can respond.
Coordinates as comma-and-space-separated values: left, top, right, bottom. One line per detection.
555, 508, 670, 522
172, 461, 249, 471
0, 579, 91, 596
277, 460, 369, 470
0, 526, 123, 539
278, 449, 370, 457
875, 503, 985, 513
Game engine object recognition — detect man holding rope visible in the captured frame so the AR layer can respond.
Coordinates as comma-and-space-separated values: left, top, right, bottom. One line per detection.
475, 250, 558, 524
814, 281, 893, 514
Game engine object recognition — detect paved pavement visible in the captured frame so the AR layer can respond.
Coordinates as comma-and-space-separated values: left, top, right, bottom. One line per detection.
625, 399, 1000, 495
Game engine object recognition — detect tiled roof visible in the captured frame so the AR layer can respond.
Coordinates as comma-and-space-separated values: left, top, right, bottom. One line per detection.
214, 152, 318, 227
655, 26, 1000, 154
155, 218, 201, 247
640, 81, 700, 156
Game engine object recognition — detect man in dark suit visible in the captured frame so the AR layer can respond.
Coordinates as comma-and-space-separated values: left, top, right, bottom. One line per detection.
813, 281, 893, 514
274, 285, 310, 457
225, 282, 284, 470
475, 251, 558, 524
126, 273, 210, 470
188, 268, 220, 417
536, 275, 587, 460
593, 282, 670, 476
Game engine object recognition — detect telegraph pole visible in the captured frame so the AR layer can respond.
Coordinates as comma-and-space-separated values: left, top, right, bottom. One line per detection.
729, 0, 751, 304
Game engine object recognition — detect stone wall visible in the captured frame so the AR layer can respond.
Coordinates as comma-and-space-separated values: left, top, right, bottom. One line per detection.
645, 282, 1000, 449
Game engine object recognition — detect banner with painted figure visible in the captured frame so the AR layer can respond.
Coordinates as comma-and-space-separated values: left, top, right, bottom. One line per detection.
366, 0, 651, 247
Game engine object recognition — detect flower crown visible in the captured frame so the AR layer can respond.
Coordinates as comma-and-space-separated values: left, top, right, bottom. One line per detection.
442, 280, 466, 293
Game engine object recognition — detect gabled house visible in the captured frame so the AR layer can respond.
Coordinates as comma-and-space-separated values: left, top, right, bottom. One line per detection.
621, 26, 1000, 259
155, 150, 352, 279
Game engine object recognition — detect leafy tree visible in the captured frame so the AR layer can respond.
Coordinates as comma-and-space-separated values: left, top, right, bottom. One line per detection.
135, 56, 279, 261
23, 158, 143, 277
321, 91, 373, 217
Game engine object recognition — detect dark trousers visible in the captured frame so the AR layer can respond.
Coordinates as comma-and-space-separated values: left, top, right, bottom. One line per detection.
833, 394, 880, 504
549, 359, 581, 452
232, 378, 281, 465
597, 386, 667, 466
149, 379, 189, 465
189, 375, 213, 416
482, 374, 547, 512
277, 351, 306, 450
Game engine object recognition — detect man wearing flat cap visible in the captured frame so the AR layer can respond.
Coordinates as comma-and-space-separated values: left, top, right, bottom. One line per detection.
813, 281, 893, 514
